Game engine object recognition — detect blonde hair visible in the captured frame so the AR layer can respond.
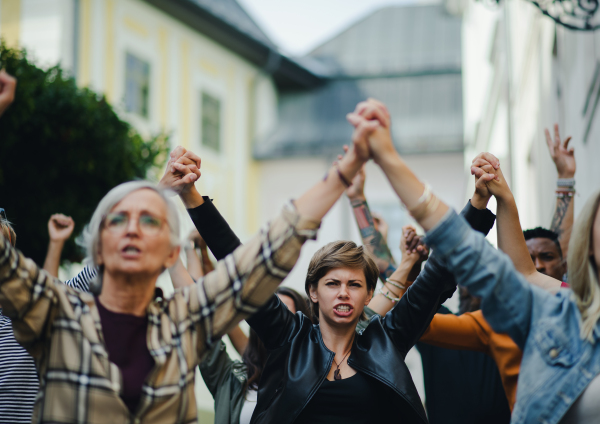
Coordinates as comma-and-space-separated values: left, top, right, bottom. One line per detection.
567, 190, 600, 343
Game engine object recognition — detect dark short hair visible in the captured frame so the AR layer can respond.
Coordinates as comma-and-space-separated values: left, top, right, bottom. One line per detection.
523, 227, 563, 259
305, 240, 379, 322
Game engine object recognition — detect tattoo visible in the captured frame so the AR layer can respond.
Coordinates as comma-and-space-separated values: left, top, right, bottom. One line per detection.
351, 199, 396, 281
550, 196, 573, 236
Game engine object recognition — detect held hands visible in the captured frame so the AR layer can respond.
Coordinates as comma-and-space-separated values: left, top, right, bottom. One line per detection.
158, 146, 202, 195
0, 70, 17, 118
346, 99, 397, 163
400, 225, 429, 268
48, 214, 75, 242
470, 152, 512, 202
545, 124, 575, 178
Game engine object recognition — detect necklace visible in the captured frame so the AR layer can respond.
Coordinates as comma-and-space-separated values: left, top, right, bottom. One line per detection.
333, 348, 352, 380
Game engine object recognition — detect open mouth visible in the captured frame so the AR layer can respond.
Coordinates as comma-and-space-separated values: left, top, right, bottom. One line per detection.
334, 304, 353, 317
122, 245, 141, 255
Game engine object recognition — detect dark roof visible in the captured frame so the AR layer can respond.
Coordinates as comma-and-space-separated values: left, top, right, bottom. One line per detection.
255, 4, 464, 159
188, 0, 275, 47
310, 4, 462, 76
142, 0, 326, 89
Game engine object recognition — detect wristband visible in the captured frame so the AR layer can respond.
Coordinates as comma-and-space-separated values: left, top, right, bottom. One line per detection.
557, 178, 575, 188
386, 278, 406, 291
334, 164, 352, 188
378, 288, 400, 303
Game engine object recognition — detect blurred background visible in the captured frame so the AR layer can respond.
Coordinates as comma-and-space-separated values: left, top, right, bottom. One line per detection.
1, 0, 600, 419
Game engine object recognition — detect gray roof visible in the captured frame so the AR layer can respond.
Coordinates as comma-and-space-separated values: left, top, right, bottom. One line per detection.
189, 0, 275, 47
255, 4, 464, 159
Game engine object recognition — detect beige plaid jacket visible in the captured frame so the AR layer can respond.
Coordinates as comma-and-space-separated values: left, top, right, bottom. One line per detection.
0, 204, 319, 424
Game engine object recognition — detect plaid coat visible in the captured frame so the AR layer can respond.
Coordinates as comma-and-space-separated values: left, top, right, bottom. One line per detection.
0, 204, 319, 424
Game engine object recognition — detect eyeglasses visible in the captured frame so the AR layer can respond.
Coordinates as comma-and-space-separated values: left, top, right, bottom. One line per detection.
102, 212, 165, 236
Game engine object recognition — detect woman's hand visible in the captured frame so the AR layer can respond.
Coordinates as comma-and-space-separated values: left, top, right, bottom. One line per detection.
48, 214, 75, 242
470, 152, 514, 203
545, 124, 575, 179
400, 226, 428, 268
159, 146, 204, 208
347, 99, 395, 164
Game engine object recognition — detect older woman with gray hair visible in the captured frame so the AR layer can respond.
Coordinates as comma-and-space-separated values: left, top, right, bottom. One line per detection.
0, 127, 372, 423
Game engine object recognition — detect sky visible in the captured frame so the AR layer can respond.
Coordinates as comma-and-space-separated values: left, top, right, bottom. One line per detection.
237, 0, 423, 56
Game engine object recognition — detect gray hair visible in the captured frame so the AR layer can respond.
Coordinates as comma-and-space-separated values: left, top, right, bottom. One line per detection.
82, 180, 181, 270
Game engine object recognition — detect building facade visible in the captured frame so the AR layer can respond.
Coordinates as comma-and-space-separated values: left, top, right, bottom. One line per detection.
461, 0, 600, 234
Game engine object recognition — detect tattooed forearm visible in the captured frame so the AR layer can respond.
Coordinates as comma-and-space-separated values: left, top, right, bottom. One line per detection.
550, 196, 573, 236
351, 199, 396, 280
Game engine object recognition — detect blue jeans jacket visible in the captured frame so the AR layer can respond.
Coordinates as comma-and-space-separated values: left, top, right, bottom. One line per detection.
425, 210, 600, 424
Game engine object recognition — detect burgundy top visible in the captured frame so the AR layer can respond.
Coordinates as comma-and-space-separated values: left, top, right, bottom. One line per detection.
96, 299, 155, 414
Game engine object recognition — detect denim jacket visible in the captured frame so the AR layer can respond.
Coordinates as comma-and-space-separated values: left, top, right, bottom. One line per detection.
425, 210, 600, 424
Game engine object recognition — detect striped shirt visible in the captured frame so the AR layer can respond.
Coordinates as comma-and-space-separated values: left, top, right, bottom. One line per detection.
0, 266, 94, 423
0, 203, 319, 424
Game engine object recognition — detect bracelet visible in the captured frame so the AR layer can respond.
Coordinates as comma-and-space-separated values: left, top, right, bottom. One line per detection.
410, 192, 440, 221
415, 183, 432, 205
334, 163, 352, 188
557, 178, 575, 188
386, 278, 406, 291
556, 190, 575, 198
378, 288, 400, 303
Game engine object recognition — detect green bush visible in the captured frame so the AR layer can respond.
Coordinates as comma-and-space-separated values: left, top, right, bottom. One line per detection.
0, 42, 169, 265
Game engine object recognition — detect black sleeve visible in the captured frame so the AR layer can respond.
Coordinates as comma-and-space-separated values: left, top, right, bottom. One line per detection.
382, 201, 495, 354
247, 295, 308, 350
461, 200, 496, 236
187, 196, 242, 260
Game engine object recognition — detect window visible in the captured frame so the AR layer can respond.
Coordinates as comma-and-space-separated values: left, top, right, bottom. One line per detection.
201, 92, 221, 152
124, 52, 150, 118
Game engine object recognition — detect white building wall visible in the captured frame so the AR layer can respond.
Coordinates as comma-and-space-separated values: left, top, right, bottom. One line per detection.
463, 0, 600, 232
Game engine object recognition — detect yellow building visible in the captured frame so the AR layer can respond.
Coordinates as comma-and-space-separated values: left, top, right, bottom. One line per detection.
0, 0, 322, 242
0, 0, 323, 419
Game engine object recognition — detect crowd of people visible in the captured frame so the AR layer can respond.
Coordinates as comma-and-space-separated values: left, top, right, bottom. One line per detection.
0, 64, 599, 424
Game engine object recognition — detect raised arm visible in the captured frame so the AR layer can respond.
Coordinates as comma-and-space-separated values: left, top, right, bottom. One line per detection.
160, 139, 370, 348
366, 226, 425, 316
471, 155, 561, 292
347, 99, 543, 348
545, 124, 576, 257
346, 166, 396, 280
43, 214, 75, 277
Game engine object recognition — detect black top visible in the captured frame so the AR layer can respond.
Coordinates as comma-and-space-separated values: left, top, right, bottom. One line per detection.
417, 307, 511, 424
187, 198, 498, 424
294, 372, 396, 424
96, 299, 155, 414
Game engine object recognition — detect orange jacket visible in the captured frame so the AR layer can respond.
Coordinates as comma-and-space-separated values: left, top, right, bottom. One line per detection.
420, 310, 522, 411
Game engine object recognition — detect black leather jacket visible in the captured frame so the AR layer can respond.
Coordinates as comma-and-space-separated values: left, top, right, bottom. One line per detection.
189, 198, 495, 424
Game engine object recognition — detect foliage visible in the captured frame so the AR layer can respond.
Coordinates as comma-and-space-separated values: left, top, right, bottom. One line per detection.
0, 42, 169, 265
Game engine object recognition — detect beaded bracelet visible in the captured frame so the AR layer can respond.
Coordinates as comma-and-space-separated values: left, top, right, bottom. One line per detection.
386, 278, 406, 291
378, 288, 400, 303
557, 178, 575, 188
556, 190, 575, 198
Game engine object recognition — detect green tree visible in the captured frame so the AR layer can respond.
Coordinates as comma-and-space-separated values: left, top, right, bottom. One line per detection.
0, 42, 169, 265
